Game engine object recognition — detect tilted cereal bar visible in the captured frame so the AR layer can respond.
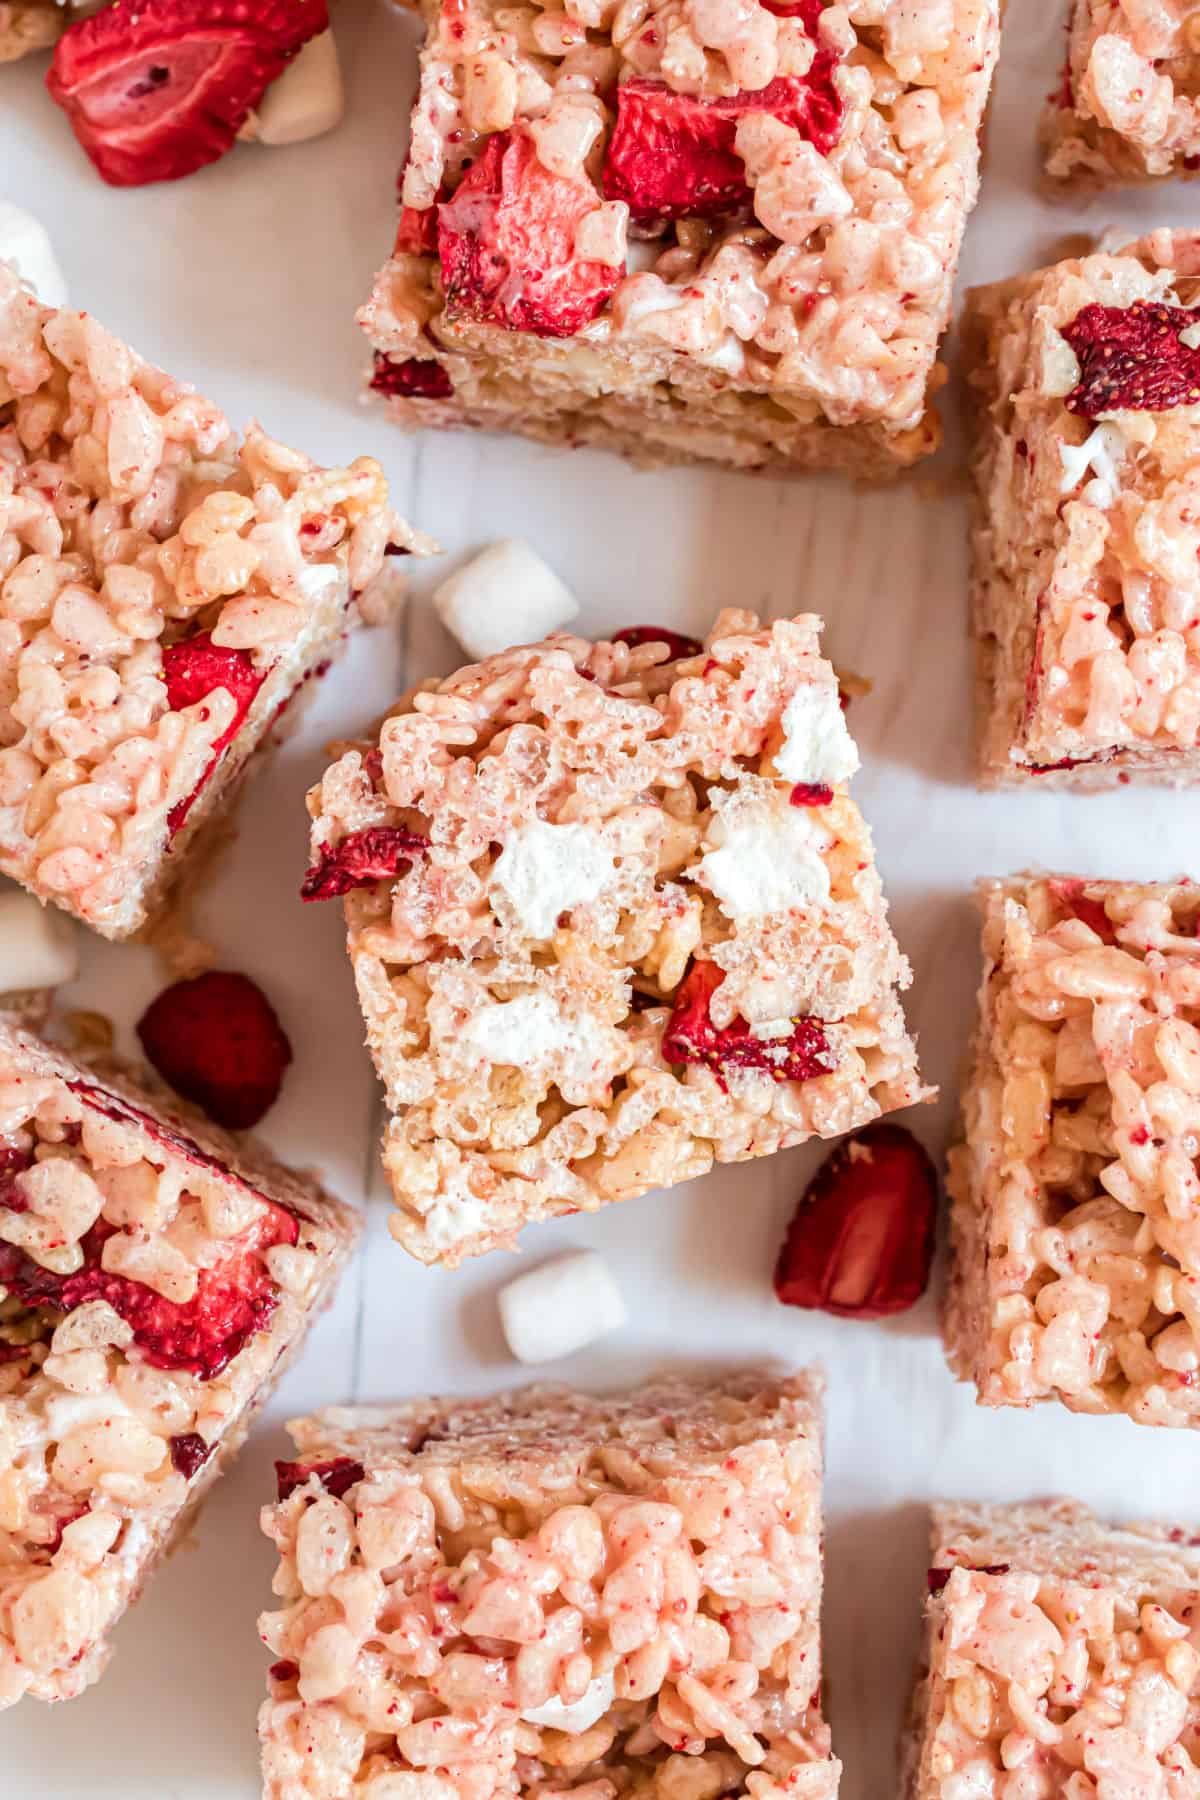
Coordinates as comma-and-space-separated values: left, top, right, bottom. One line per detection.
1042, 0, 1200, 190
964, 229, 1200, 789
358, 0, 1001, 479
946, 873, 1200, 1430
0, 1021, 360, 1706
259, 1367, 841, 1800
0, 263, 423, 939
904, 1498, 1200, 1798
304, 610, 929, 1265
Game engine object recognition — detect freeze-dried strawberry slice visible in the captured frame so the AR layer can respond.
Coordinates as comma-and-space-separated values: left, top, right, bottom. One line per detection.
438, 129, 621, 338
762, 0, 825, 18
137, 970, 293, 1130
773, 1123, 937, 1318
602, 72, 842, 226
169, 1432, 213, 1479
46, 0, 329, 188
1048, 878, 1116, 944
663, 959, 836, 1089
301, 825, 428, 901
162, 631, 268, 833
0, 1202, 297, 1379
395, 204, 440, 257
275, 1457, 365, 1501
790, 782, 834, 807
1062, 301, 1200, 417
370, 353, 454, 401
613, 625, 704, 659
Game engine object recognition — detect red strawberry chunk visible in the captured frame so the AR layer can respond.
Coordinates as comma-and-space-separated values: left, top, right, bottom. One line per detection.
663, 959, 836, 1090
370, 353, 454, 401
137, 970, 293, 1130
275, 1457, 365, 1502
602, 71, 842, 226
1062, 300, 1200, 417
269, 1660, 300, 1683
790, 782, 834, 807
1049, 878, 1117, 944
438, 129, 621, 338
613, 625, 704, 659
301, 826, 428, 902
162, 631, 268, 834
169, 1432, 213, 1478
762, 0, 825, 17
46, 0, 329, 188
773, 1123, 937, 1318
395, 203, 440, 258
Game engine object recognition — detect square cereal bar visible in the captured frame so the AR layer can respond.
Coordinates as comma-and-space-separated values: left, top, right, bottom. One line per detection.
0, 264, 423, 939
964, 229, 1200, 788
258, 1367, 841, 1800
946, 872, 1200, 1430
1041, 0, 1200, 189
303, 609, 929, 1265
0, 1020, 360, 1706
904, 1498, 1200, 1798
358, 0, 1001, 479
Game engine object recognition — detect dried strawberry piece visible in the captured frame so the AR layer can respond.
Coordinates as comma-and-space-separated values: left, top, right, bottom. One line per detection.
790, 782, 834, 807
169, 1432, 213, 1479
370, 352, 454, 401
137, 970, 293, 1130
1062, 300, 1200, 418
762, 0, 825, 17
663, 960, 836, 1089
613, 625, 704, 659
927, 1562, 1009, 1595
275, 1457, 365, 1502
269, 1660, 300, 1683
46, 0, 328, 188
773, 1123, 937, 1318
0, 1146, 34, 1213
1049, 878, 1116, 944
395, 203, 439, 258
601, 71, 842, 226
0, 1202, 297, 1379
301, 826, 428, 902
438, 129, 621, 338
162, 631, 268, 833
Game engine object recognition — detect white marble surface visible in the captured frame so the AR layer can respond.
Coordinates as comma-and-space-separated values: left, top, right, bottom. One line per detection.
5, 3, 1200, 1794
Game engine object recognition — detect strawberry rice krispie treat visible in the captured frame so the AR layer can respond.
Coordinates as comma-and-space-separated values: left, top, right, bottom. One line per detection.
964, 229, 1200, 788
0, 1020, 360, 1706
304, 610, 929, 1265
1042, 0, 1200, 190
0, 264, 422, 939
904, 1498, 1200, 1798
258, 1367, 842, 1800
946, 873, 1200, 1431
359, 0, 1002, 478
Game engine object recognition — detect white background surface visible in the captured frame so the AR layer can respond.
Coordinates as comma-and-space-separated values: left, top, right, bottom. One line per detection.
4, 2, 1200, 1793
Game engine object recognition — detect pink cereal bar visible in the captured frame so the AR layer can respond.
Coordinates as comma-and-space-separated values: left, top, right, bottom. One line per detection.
904, 1498, 1200, 1798
357, 0, 1001, 479
0, 1019, 360, 1706
304, 609, 930, 1265
258, 1367, 841, 1800
0, 263, 425, 939
964, 229, 1200, 789
1041, 0, 1200, 190
945, 873, 1200, 1431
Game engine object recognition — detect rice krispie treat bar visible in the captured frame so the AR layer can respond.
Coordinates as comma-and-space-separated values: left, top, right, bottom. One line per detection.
0, 1020, 360, 1706
0, 263, 421, 939
304, 609, 929, 1265
1042, 0, 1200, 189
945, 872, 1200, 1431
358, 0, 1001, 479
964, 229, 1200, 788
904, 1498, 1200, 1798
259, 1367, 842, 1800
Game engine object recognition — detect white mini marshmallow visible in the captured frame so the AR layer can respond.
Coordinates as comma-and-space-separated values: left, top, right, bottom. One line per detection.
498, 1250, 626, 1364
0, 889, 78, 993
434, 539, 579, 662
0, 203, 68, 308
254, 30, 345, 146
522, 1671, 616, 1734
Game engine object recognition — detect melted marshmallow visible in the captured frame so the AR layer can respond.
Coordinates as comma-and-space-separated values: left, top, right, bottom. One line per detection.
492, 819, 616, 939
773, 683, 860, 789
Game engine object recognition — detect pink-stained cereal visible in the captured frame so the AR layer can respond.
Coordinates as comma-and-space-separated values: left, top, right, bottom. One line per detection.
0, 264, 426, 939
945, 873, 1200, 1432
304, 608, 929, 1266
904, 1498, 1200, 1798
0, 1020, 360, 1706
357, 0, 1001, 479
964, 230, 1200, 789
258, 1368, 841, 1800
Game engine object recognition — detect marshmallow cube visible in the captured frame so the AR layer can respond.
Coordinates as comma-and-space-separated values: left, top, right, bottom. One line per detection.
434, 538, 580, 662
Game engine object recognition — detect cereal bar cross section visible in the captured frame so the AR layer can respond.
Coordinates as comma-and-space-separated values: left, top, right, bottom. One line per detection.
258, 1368, 841, 1800
946, 873, 1200, 1430
965, 230, 1200, 789
304, 610, 929, 1265
904, 1499, 1200, 1798
0, 264, 425, 939
358, 0, 1001, 478
0, 1021, 360, 1707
